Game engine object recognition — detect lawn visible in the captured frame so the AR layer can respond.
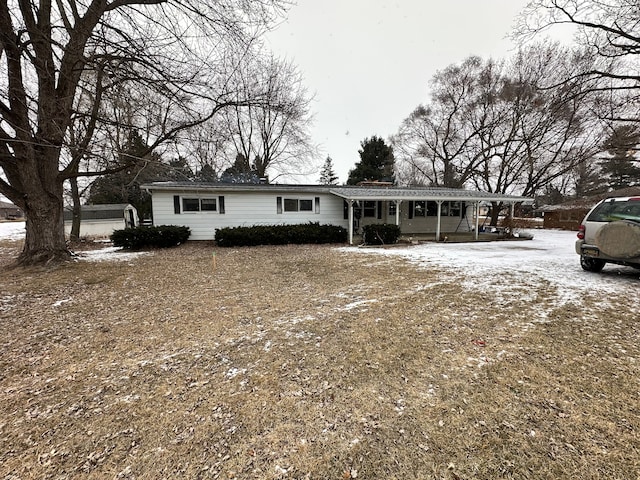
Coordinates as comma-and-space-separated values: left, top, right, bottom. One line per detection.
1, 235, 639, 479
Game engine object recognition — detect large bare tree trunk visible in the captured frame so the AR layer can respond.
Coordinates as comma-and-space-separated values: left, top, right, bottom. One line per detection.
15, 165, 71, 266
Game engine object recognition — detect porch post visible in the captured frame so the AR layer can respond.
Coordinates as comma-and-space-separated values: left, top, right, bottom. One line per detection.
436, 200, 443, 242
348, 199, 354, 245
510, 202, 515, 219
474, 202, 480, 240
395, 200, 401, 226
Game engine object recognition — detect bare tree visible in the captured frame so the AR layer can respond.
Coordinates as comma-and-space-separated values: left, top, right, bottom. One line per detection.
394, 57, 508, 188
394, 46, 603, 223
221, 54, 317, 182
517, 0, 640, 122
0, 0, 291, 265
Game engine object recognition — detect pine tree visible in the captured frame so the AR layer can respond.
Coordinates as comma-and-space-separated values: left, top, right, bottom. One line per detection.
319, 156, 339, 185
600, 125, 640, 190
347, 136, 395, 185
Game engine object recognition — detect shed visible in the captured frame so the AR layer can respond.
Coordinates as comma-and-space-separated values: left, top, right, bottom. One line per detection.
64, 203, 139, 238
0, 201, 24, 220
538, 187, 640, 230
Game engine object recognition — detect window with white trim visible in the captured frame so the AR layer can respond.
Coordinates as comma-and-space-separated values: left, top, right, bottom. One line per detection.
363, 201, 376, 218
279, 197, 316, 213
180, 197, 220, 213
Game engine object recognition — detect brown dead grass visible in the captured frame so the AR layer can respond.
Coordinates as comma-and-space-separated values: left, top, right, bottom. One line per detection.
1, 239, 639, 479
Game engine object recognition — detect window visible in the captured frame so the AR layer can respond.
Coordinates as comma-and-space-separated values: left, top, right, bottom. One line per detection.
363, 201, 377, 218
181, 197, 218, 213
281, 198, 315, 213
414, 200, 426, 217
201, 198, 217, 211
426, 201, 438, 216
389, 201, 397, 216
182, 198, 200, 212
284, 198, 299, 212
450, 201, 461, 217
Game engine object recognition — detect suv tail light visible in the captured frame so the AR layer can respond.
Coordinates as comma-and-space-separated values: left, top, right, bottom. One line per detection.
577, 224, 585, 240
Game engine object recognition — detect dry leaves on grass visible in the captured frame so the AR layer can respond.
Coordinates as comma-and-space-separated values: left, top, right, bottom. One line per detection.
1, 240, 639, 479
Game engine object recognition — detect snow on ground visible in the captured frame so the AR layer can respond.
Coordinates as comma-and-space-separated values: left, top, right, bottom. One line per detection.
343, 229, 639, 305
0, 221, 26, 241
0, 221, 149, 262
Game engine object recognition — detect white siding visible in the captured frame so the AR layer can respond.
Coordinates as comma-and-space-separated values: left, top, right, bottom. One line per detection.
64, 219, 126, 238
152, 190, 348, 240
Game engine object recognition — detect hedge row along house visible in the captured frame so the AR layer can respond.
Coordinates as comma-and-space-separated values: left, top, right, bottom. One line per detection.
141, 182, 531, 244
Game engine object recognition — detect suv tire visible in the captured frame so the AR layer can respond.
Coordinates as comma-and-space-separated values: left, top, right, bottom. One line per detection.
594, 220, 640, 258
580, 255, 606, 272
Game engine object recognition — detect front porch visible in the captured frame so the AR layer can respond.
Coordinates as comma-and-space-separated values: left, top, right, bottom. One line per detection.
329, 186, 533, 245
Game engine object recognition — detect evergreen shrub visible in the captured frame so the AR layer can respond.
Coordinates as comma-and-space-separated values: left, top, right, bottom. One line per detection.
362, 223, 401, 245
111, 225, 191, 249
215, 222, 347, 247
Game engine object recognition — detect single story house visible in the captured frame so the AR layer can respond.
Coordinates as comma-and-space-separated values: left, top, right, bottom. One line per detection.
141, 182, 531, 244
64, 203, 139, 237
0, 201, 24, 220
537, 187, 640, 230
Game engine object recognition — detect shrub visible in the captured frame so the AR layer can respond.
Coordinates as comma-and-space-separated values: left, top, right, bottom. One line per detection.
111, 225, 191, 249
362, 223, 401, 245
215, 222, 347, 247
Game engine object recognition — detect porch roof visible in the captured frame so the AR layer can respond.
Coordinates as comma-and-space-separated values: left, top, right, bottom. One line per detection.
329, 186, 532, 204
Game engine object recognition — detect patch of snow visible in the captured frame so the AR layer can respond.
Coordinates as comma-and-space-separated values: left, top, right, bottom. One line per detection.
0, 221, 25, 241
340, 229, 638, 307
76, 247, 151, 262
340, 299, 378, 311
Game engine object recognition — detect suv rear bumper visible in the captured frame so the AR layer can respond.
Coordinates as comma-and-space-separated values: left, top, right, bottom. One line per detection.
576, 239, 640, 267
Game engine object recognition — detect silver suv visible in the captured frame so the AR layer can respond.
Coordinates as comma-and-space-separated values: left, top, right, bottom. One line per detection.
576, 196, 640, 272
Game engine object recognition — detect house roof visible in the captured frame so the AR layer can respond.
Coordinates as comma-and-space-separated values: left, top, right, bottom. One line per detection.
141, 182, 532, 203
63, 203, 135, 221
0, 201, 21, 210
537, 187, 640, 212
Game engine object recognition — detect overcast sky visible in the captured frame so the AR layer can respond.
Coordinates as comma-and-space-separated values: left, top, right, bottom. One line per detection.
265, 0, 532, 183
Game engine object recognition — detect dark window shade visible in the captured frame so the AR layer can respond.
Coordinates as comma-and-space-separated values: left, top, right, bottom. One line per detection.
174, 195, 181, 214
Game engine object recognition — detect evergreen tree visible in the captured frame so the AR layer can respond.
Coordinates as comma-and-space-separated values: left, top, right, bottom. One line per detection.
88, 130, 173, 219
319, 156, 339, 184
347, 136, 395, 185
194, 163, 218, 182
600, 125, 640, 190
220, 154, 260, 183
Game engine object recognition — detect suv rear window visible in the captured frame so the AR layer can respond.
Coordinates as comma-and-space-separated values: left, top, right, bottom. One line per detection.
587, 199, 640, 222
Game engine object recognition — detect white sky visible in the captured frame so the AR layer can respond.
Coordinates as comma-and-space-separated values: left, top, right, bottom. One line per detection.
265, 0, 532, 183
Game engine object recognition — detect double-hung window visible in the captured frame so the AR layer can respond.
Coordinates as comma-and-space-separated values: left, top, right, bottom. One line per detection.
174, 196, 224, 214
278, 197, 318, 213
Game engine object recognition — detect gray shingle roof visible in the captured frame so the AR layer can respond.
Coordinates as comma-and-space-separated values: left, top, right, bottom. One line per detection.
141, 182, 532, 203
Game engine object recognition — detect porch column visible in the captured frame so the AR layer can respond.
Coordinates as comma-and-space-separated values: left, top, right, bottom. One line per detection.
474, 202, 480, 240
395, 200, 401, 226
348, 199, 354, 245
510, 202, 515, 219
436, 200, 443, 242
